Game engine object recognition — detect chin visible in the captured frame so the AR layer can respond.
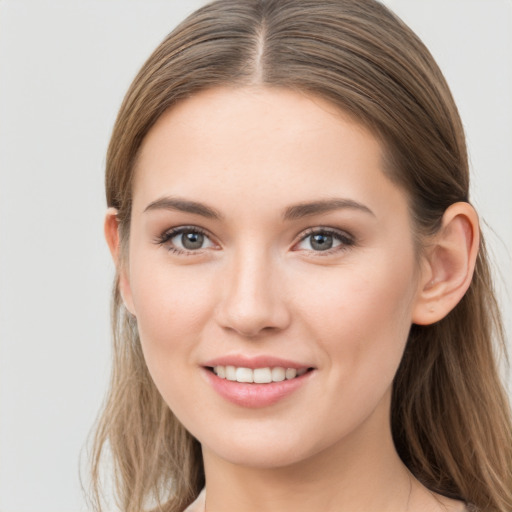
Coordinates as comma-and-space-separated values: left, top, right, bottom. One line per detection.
213, 443, 311, 469
198, 422, 331, 470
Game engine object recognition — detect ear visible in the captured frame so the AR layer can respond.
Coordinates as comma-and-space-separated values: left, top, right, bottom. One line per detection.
412, 202, 480, 325
104, 208, 136, 316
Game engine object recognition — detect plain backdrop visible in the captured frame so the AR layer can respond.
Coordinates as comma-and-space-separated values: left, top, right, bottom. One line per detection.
0, 1, 510, 511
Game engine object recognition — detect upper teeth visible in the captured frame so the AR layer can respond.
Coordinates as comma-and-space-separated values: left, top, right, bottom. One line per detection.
213, 366, 308, 383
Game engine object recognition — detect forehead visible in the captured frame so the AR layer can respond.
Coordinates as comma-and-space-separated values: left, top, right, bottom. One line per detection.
132, 86, 408, 222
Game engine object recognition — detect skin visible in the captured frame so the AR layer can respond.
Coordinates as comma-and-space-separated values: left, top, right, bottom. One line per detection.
105, 87, 478, 512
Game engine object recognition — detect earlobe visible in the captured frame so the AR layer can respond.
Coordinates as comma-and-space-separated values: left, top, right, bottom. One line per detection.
104, 208, 136, 316
412, 202, 480, 325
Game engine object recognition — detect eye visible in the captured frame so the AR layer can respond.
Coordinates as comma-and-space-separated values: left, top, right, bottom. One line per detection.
156, 226, 216, 254
294, 228, 354, 253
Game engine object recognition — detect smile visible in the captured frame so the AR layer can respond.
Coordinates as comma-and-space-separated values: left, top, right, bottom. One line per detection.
203, 360, 315, 407
212, 365, 309, 383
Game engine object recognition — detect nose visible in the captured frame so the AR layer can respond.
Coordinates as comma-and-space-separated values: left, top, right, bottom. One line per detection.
215, 248, 291, 338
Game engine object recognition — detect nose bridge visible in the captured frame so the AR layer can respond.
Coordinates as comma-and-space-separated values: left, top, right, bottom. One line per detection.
216, 241, 290, 337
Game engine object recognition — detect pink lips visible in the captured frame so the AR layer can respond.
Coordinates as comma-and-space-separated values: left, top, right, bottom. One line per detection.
202, 355, 314, 408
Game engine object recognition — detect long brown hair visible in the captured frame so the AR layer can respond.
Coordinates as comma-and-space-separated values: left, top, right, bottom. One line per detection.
89, 1, 512, 511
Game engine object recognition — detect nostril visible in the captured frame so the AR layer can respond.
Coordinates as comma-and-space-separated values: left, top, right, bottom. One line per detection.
214, 269, 292, 336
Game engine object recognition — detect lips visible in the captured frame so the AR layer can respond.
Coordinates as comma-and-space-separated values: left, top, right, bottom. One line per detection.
202, 356, 315, 408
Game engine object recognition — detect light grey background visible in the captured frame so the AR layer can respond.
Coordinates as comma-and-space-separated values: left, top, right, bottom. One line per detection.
0, 1, 510, 511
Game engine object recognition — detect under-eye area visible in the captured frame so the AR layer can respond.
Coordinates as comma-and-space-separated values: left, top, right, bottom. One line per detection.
207, 366, 315, 383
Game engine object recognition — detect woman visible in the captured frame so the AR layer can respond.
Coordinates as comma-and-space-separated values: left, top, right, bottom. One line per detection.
90, 1, 512, 511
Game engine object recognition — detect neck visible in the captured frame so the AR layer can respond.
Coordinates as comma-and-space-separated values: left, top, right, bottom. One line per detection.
202, 393, 413, 512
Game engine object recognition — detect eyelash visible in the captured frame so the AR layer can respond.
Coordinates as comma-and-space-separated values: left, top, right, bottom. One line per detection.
295, 227, 355, 256
154, 226, 355, 256
154, 225, 215, 255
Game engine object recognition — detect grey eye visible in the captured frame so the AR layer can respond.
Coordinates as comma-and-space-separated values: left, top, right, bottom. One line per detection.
298, 232, 342, 251
309, 233, 334, 251
169, 229, 214, 251
295, 229, 353, 253
179, 231, 205, 250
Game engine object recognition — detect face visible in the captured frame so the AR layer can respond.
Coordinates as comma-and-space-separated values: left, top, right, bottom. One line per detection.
120, 87, 425, 469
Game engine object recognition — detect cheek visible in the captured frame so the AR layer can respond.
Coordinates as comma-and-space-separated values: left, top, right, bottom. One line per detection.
126, 258, 218, 415
127, 250, 218, 373
289, 259, 416, 443
295, 255, 416, 377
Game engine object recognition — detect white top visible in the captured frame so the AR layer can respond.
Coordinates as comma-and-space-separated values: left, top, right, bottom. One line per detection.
183, 488, 206, 512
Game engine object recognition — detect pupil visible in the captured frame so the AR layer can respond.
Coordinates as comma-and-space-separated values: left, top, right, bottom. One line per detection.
311, 233, 333, 251
182, 232, 204, 250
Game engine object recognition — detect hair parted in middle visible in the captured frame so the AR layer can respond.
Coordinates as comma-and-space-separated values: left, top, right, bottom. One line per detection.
90, 2, 512, 512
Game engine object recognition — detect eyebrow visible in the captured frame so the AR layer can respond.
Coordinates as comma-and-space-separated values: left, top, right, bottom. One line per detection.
144, 197, 223, 219
143, 196, 374, 220
283, 198, 375, 220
